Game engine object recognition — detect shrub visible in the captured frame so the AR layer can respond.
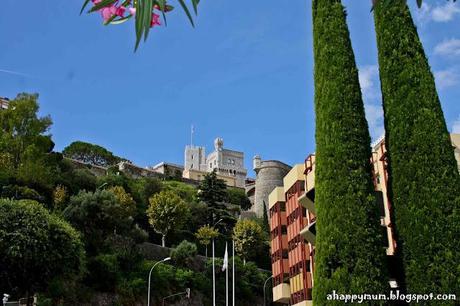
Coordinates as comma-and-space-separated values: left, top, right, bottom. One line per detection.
171, 240, 198, 268
0, 199, 85, 298
312, 0, 388, 304
373, 1, 460, 296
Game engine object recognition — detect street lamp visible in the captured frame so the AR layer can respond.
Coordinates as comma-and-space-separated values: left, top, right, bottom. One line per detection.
263, 275, 273, 306
212, 218, 223, 306
162, 288, 191, 306
3, 293, 10, 305
97, 182, 108, 190
147, 257, 171, 306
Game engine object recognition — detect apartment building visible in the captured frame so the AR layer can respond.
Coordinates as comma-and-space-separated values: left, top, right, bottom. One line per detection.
269, 140, 397, 305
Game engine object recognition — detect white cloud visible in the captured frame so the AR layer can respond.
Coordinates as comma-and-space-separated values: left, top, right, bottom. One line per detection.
359, 65, 380, 101
452, 115, 460, 133
359, 65, 385, 140
415, 2, 432, 24
415, 2, 460, 24
434, 38, 460, 57
432, 2, 460, 22
364, 103, 385, 140
434, 69, 459, 89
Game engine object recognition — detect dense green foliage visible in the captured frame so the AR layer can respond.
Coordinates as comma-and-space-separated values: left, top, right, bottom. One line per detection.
63, 140, 126, 167
198, 170, 237, 232
373, 2, 460, 297
0, 94, 58, 204
227, 187, 252, 210
195, 225, 219, 257
63, 189, 143, 254
0, 93, 271, 304
312, 0, 388, 303
0, 199, 85, 299
171, 240, 198, 267
233, 219, 266, 263
147, 190, 190, 246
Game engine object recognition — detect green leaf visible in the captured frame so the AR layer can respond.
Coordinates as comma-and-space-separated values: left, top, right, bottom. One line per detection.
177, 0, 195, 27
144, 0, 154, 42
135, 0, 145, 51
89, 0, 118, 13
80, 0, 92, 15
110, 15, 133, 25
191, 0, 198, 15
157, 0, 168, 25
416, 0, 423, 8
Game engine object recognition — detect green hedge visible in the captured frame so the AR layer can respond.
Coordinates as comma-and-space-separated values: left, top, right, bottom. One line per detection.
373, 2, 460, 298
312, 0, 388, 304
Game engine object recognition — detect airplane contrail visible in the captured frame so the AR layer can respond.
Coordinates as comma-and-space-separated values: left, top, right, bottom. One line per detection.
0, 68, 34, 78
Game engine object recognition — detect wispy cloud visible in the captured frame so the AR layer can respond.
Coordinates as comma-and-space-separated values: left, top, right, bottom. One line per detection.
0, 68, 34, 78
434, 68, 459, 89
415, 2, 460, 24
359, 65, 384, 140
359, 65, 380, 101
432, 2, 460, 22
452, 115, 460, 133
415, 2, 432, 24
434, 38, 460, 57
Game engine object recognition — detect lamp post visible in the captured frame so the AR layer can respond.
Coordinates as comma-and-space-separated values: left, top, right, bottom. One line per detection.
162, 288, 190, 306
212, 218, 223, 306
97, 182, 108, 190
147, 257, 171, 306
3, 294, 10, 305
263, 275, 273, 306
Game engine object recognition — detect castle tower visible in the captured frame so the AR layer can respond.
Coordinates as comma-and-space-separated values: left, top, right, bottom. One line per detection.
184, 145, 206, 172
253, 156, 292, 217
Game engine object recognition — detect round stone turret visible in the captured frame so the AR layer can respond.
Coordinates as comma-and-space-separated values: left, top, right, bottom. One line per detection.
253, 157, 292, 217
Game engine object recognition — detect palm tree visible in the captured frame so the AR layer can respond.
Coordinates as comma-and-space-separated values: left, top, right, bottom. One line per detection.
372, 0, 460, 298
312, 0, 387, 304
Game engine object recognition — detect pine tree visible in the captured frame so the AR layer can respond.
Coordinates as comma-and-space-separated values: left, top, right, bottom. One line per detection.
312, 0, 388, 304
373, 1, 460, 297
197, 169, 230, 225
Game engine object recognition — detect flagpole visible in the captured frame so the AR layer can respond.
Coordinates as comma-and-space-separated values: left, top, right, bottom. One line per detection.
232, 240, 235, 306
226, 242, 229, 306
212, 238, 216, 306
191, 125, 194, 147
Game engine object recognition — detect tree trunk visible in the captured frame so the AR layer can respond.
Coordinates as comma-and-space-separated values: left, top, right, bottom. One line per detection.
311, 0, 387, 304
205, 246, 208, 258
373, 1, 460, 296
162, 235, 166, 247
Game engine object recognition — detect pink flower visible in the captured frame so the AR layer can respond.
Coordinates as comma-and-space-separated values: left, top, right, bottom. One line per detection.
128, 7, 136, 15
150, 13, 161, 28
91, 0, 101, 4
101, 5, 117, 22
115, 5, 126, 17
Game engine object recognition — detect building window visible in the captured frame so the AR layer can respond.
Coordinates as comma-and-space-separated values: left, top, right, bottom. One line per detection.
210, 163, 212, 168
191, 155, 194, 160
281, 225, 287, 235
280, 202, 286, 212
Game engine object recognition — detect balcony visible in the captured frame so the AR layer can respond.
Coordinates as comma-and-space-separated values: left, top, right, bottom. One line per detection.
292, 301, 313, 306
273, 283, 291, 304
300, 221, 316, 246
298, 190, 315, 214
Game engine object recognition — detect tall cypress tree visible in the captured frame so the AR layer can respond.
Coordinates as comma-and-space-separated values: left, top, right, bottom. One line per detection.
373, 1, 460, 297
312, 1, 387, 304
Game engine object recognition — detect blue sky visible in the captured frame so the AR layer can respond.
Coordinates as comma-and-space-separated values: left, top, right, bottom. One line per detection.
1, 0, 459, 176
